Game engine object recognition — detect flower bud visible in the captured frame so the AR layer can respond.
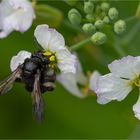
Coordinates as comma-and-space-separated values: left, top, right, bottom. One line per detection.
114, 20, 126, 35
103, 16, 110, 24
91, 32, 107, 45
84, 1, 94, 14
82, 23, 96, 34
68, 8, 81, 25
101, 2, 110, 12
108, 7, 118, 21
95, 20, 104, 29
86, 14, 95, 22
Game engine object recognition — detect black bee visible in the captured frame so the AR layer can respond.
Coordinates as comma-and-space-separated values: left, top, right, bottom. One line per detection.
0, 51, 56, 122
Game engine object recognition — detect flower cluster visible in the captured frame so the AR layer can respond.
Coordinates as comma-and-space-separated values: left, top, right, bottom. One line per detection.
68, 0, 126, 45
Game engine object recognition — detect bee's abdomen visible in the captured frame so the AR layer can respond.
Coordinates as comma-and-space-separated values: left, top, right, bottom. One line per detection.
40, 68, 56, 93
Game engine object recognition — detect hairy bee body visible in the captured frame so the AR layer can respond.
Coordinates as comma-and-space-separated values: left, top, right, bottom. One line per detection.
0, 51, 56, 122
20, 51, 56, 93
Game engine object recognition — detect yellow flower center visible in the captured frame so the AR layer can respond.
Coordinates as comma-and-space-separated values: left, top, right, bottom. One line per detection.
43, 51, 57, 69
133, 76, 140, 87
128, 76, 140, 87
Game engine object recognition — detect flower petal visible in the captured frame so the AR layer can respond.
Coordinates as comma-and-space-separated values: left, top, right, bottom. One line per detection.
57, 73, 87, 98
34, 24, 65, 52
89, 70, 101, 92
75, 58, 87, 85
0, 0, 35, 38
108, 56, 140, 79
133, 95, 140, 120
56, 49, 77, 73
95, 73, 132, 104
10, 50, 31, 71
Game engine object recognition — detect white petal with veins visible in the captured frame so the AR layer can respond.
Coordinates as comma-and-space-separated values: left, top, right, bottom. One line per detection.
0, 0, 35, 38
34, 24, 65, 52
57, 73, 87, 98
57, 58, 87, 98
10, 50, 31, 71
108, 56, 140, 80
95, 73, 132, 104
56, 49, 77, 73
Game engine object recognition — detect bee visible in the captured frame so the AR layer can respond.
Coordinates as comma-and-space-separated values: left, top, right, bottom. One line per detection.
0, 51, 56, 122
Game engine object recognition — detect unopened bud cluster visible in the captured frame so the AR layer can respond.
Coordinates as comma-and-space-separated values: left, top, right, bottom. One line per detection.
68, 0, 126, 46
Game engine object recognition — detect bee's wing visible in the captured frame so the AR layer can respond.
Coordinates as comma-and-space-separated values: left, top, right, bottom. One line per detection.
0, 66, 22, 94
32, 70, 44, 122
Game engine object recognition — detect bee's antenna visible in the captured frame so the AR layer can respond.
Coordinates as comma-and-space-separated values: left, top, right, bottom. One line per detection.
33, 36, 43, 51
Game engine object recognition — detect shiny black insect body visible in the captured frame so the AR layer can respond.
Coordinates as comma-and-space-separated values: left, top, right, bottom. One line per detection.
0, 51, 56, 122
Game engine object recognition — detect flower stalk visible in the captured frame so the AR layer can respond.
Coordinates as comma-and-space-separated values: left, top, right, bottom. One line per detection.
122, 21, 140, 45
70, 37, 91, 51
114, 35, 126, 57
136, 1, 140, 19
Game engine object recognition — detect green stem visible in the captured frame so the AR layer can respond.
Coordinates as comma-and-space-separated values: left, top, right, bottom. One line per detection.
114, 35, 126, 57
122, 21, 140, 44
70, 37, 91, 51
124, 16, 136, 22
63, 20, 82, 33
136, 1, 140, 18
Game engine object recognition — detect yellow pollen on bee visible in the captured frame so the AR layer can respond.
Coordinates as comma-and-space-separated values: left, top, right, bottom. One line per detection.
49, 64, 56, 69
43, 51, 52, 56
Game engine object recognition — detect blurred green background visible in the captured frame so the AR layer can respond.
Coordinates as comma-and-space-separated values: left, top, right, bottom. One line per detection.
0, 0, 140, 139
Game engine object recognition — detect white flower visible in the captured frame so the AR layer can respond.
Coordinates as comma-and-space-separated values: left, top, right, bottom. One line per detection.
57, 59, 88, 98
95, 56, 140, 120
57, 57, 101, 98
10, 50, 31, 71
0, 0, 35, 38
34, 24, 77, 73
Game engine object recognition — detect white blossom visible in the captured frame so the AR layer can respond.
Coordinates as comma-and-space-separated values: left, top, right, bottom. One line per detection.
34, 24, 77, 73
0, 0, 35, 38
95, 56, 140, 120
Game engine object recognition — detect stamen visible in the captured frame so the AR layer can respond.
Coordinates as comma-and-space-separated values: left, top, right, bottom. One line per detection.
49, 56, 55, 62
43, 51, 52, 56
